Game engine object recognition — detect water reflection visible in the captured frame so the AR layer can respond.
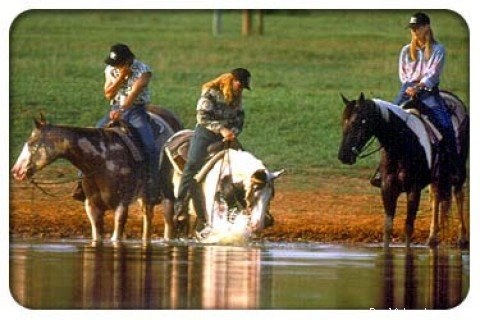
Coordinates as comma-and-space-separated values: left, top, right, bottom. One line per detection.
381, 248, 466, 309
77, 243, 265, 309
10, 241, 468, 309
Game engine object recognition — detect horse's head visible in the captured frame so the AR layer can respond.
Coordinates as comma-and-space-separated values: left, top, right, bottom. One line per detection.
338, 93, 378, 165
245, 168, 285, 232
11, 114, 59, 181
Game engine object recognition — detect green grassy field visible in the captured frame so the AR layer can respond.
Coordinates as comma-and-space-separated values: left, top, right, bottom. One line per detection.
10, 10, 469, 180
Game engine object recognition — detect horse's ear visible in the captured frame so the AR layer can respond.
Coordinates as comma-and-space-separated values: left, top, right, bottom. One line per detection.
39, 112, 47, 125
340, 93, 350, 106
268, 169, 285, 180
359, 92, 366, 103
32, 117, 43, 129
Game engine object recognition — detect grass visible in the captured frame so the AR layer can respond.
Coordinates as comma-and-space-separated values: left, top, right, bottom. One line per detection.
10, 10, 469, 179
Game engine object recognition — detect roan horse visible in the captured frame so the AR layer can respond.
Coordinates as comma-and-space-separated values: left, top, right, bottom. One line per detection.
11, 107, 182, 243
164, 129, 284, 243
338, 92, 469, 248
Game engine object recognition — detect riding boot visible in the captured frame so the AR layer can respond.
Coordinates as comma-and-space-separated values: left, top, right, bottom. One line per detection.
447, 147, 462, 185
72, 180, 86, 202
370, 166, 382, 188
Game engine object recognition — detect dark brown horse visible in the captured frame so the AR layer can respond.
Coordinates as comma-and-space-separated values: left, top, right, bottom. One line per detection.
338, 92, 468, 248
11, 108, 182, 243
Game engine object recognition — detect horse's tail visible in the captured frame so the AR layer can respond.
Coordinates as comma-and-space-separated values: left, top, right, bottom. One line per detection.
440, 90, 469, 186
147, 105, 184, 132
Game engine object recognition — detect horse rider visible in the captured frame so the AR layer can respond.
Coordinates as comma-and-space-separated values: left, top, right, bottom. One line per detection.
371, 12, 461, 187
173, 68, 251, 235
73, 44, 160, 204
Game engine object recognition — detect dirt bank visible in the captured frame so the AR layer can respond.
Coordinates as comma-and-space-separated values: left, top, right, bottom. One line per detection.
9, 173, 468, 245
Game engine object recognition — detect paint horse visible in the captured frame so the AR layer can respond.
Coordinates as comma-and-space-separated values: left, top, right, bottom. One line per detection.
338, 92, 469, 248
11, 107, 182, 243
164, 130, 284, 243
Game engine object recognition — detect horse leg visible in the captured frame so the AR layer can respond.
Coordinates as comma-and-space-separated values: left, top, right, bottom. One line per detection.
142, 201, 155, 243
454, 184, 469, 248
381, 182, 400, 249
85, 198, 104, 243
427, 184, 440, 247
162, 198, 174, 240
439, 197, 451, 245
405, 189, 421, 248
111, 203, 128, 242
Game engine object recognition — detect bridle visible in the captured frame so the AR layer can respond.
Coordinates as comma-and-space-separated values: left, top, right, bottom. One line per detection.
24, 139, 79, 197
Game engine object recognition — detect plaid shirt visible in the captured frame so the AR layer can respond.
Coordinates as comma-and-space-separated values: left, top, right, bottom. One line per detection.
398, 42, 446, 88
104, 59, 151, 106
196, 87, 245, 135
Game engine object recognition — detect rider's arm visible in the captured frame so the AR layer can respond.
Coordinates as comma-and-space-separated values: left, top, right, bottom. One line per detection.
419, 44, 445, 89
196, 93, 235, 140
398, 45, 411, 84
104, 67, 130, 101
196, 93, 224, 134
119, 72, 151, 110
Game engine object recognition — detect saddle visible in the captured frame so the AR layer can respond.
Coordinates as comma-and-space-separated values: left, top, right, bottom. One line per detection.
164, 129, 242, 177
105, 120, 144, 162
401, 100, 442, 146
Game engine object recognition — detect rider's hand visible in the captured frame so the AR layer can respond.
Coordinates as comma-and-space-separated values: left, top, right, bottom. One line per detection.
220, 127, 235, 141
110, 109, 121, 121
119, 66, 132, 80
406, 86, 417, 97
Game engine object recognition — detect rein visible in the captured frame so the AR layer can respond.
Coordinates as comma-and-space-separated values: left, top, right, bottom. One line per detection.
28, 176, 80, 198
213, 140, 248, 219
357, 137, 383, 159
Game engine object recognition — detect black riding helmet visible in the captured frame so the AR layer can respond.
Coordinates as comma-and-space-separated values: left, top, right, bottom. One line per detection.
104, 44, 135, 66
231, 68, 251, 90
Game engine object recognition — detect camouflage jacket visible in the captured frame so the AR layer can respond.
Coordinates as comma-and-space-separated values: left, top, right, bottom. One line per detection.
196, 88, 245, 135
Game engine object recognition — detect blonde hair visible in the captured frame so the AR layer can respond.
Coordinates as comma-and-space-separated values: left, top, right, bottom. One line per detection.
409, 27, 436, 61
201, 72, 237, 104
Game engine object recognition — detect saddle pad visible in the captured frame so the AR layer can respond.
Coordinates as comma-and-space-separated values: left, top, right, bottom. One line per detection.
373, 99, 433, 169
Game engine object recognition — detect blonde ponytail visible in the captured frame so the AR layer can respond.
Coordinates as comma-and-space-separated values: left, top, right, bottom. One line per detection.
201, 73, 236, 104
409, 27, 436, 61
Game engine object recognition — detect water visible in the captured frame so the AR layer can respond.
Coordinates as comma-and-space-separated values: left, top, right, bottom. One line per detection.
9, 239, 469, 309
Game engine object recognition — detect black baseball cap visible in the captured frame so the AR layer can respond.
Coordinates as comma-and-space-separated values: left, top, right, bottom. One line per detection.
104, 44, 135, 66
231, 68, 251, 90
407, 12, 431, 28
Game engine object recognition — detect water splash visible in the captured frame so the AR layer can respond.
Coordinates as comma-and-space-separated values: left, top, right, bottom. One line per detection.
200, 210, 253, 245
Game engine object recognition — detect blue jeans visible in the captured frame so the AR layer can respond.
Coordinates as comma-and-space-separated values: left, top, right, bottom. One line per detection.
97, 105, 159, 181
393, 83, 457, 153
176, 125, 223, 201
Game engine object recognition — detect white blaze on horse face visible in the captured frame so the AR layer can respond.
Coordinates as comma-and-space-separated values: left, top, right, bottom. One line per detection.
12, 143, 31, 180
249, 183, 273, 232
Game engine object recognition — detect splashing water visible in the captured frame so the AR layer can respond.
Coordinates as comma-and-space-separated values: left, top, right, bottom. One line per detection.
200, 208, 253, 244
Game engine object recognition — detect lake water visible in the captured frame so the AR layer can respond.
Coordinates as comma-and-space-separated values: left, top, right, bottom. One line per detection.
9, 239, 469, 309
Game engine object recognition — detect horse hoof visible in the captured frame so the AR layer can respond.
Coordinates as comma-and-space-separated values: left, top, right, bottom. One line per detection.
426, 237, 439, 248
